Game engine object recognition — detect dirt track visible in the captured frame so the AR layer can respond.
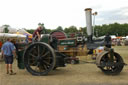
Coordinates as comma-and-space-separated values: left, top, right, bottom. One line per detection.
0, 46, 128, 85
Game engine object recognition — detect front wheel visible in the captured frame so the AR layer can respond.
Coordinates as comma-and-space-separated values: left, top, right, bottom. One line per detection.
98, 52, 124, 75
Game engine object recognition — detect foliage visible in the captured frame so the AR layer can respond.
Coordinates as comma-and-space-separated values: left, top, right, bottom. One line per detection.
4, 27, 9, 33
56, 26, 63, 31
3, 23, 128, 37
94, 23, 128, 37
64, 26, 78, 34
2, 25, 10, 33
45, 29, 52, 34
26, 29, 34, 34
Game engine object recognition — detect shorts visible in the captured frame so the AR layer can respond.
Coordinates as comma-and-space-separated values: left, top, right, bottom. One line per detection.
4, 55, 13, 64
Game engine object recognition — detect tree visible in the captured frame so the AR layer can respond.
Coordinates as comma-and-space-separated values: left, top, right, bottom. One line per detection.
64, 26, 78, 34
2, 25, 10, 33
45, 29, 52, 34
56, 26, 63, 31
93, 22, 128, 36
26, 29, 34, 34
38, 23, 44, 27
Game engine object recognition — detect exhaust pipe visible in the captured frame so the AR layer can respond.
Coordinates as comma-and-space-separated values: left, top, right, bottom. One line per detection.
85, 8, 93, 43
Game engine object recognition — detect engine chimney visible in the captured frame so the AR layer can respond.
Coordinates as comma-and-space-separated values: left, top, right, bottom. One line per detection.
85, 8, 93, 43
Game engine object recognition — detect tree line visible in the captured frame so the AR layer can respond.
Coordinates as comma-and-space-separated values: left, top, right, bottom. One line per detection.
94, 23, 128, 37
26, 22, 128, 37
2, 22, 128, 37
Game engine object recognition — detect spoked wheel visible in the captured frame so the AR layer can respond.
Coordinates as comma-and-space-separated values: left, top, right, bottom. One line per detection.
99, 52, 124, 75
23, 42, 56, 76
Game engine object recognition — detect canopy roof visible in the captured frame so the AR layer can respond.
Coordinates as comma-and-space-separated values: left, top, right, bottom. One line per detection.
0, 33, 26, 38
0, 26, 17, 33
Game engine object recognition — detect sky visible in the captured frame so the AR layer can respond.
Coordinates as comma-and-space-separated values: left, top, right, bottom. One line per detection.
0, 0, 128, 29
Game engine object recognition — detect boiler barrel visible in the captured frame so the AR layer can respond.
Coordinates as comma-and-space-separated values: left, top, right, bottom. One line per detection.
85, 8, 93, 42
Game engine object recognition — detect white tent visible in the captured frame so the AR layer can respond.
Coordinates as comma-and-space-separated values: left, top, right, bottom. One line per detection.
111, 35, 116, 39
126, 36, 128, 40
0, 33, 5, 37
0, 26, 17, 33
0, 26, 4, 33
17, 29, 28, 34
0, 33, 26, 38
0, 33, 26, 43
8, 27, 17, 33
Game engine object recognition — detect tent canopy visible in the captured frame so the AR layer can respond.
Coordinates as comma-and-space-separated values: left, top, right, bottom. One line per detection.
17, 29, 32, 38
0, 33, 26, 38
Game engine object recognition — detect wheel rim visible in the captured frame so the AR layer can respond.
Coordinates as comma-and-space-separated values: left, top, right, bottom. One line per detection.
24, 42, 55, 76
99, 52, 124, 75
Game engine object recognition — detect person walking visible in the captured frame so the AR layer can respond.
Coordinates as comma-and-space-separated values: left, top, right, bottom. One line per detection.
1, 38, 17, 75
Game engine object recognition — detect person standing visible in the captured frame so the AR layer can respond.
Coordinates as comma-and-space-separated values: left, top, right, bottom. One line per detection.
1, 38, 16, 75
104, 34, 112, 48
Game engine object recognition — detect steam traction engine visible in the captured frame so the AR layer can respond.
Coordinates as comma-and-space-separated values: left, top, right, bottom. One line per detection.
18, 8, 125, 76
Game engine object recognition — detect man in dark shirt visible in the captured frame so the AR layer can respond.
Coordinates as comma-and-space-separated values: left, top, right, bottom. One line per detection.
1, 38, 17, 75
104, 34, 111, 48
32, 25, 43, 42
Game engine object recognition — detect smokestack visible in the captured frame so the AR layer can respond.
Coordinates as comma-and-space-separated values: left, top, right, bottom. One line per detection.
85, 8, 93, 43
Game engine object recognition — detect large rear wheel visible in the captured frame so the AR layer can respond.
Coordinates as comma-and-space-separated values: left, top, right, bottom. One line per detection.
23, 42, 56, 76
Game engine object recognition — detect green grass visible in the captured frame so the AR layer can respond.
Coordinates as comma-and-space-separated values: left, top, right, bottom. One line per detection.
113, 46, 128, 63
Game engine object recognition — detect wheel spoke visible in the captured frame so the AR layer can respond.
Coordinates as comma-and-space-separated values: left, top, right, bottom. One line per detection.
41, 51, 50, 58
41, 46, 45, 55
38, 45, 40, 56
38, 66, 43, 72
43, 60, 51, 66
28, 58, 35, 60
29, 60, 37, 65
34, 62, 40, 71
43, 64, 48, 70
43, 57, 52, 60
29, 53, 37, 58
33, 46, 38, 55
111, 66, 114, 72
39, 47, 46, 57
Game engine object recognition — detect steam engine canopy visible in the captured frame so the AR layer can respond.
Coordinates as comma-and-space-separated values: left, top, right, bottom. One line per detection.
50, 30, 67, 40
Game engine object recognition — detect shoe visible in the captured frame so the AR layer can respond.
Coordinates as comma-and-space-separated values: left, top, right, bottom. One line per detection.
10, 72, 16, 75
6, 71, 9, 74
10, 70, 16, 75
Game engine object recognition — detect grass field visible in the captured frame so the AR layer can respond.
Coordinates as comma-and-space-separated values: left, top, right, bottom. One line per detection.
0, 46, 128, 85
